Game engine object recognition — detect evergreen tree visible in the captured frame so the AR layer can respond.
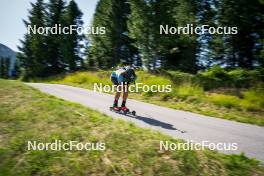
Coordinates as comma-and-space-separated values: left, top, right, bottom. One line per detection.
46, 0, 66, 74
62, 0, 84, 71
112, 0, 138, 66
17, 0, 47, 78
17, 33, 33, 78
162, 0, 198, 72
196, 0, 219, 68
0, 57, 10, 79
88, 0, 137, 68
13, 58, 21, 78
217, 0, 264, 68
18, 0, 87, 77
128, 0, 198, 72
128, 0, 161, 70
257, 0, 264, 67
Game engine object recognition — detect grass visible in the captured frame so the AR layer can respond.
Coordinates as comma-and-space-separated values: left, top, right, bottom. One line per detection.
0, 79, 264, 175
241, 89, 264, 111
32, 70, 264, 126
174, 83, 204, 99
208, 94, 241, 109
208, 90, 264, 111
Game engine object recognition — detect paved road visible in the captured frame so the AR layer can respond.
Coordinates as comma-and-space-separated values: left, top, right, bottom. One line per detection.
28, 83, 264, 162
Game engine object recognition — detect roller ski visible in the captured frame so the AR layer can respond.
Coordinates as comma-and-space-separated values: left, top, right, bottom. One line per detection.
110, 106, 136, 116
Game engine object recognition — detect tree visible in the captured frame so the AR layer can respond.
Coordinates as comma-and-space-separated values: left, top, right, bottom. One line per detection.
62, 0, 84, 71
196, 0, 219, 68
88, 0, 137, 69
45, 0, 66, 74
128, 0, 157, 70
0, 57, 10, 79
17, 0, 47, 78
162, 0, 198, 72
18, 0, 88, 77
128, 0, 198, 72
18, 33, 33, 78
217, 0, 264, 68
257, 0, 264, 67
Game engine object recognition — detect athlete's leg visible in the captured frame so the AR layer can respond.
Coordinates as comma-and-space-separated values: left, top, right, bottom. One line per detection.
114, 91, 121, 106
111, 76, 120, 108
121, 84, 129, 107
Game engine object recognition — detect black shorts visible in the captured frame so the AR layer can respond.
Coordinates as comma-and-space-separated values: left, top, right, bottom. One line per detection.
111, 76, 119, 85
111, 77, 129, 85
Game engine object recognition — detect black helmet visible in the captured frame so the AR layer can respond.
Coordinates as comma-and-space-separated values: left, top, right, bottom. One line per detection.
124, 66, 136, 82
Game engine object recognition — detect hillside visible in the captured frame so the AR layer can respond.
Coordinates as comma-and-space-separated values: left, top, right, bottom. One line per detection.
0, 79, 263, 175
31, 68, 264, 126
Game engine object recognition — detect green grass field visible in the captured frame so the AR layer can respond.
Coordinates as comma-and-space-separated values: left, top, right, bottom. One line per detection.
31, 70, 264, 126
0, 79, 264, 175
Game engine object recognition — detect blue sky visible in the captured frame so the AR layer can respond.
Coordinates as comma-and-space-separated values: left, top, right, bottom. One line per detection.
0, 0, 99, 51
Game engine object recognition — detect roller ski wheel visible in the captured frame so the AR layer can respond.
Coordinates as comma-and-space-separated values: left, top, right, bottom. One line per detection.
131, 110, 136, 116
120, 107, 136, 116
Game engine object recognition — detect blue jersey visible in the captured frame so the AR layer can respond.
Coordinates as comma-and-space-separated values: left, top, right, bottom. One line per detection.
111, 68, 126, 83
111, 66, 137, 85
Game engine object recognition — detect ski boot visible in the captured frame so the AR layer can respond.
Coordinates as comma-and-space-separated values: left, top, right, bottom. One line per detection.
110, 105, 120, 112
120, 106, 130, 114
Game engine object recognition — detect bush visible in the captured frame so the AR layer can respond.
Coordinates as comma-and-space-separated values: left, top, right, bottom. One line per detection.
227, 69, 263, 88
208, 94, 241, 108
198, 66, 231, 90
62, 72, 111, 86
137, 71, 172, 86
208, 88, 264, 111
240, 88, 264, 111
166, 71, 195, 84
174, 83, 204, 99
198, 67, 264, 90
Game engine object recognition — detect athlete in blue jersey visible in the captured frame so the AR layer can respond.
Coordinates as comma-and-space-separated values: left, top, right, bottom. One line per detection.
110, 66, 137, 111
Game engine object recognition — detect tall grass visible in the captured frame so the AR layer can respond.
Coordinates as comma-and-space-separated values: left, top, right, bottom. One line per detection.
43, 70, 263, 112
55, 71, 112, 88
31, 70, 264, 125
241, 88, 264, 111
208, 94, 241, 109
174, 83, 204, 99
208, 88, 264, 111
137, 71, 172, 85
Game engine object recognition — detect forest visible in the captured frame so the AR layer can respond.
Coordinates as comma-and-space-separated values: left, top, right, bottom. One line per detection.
12, 0, 263, 78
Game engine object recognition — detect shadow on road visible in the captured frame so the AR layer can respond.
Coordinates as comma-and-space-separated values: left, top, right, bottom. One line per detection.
111, 110, 186, 132
131, 114, 177, 130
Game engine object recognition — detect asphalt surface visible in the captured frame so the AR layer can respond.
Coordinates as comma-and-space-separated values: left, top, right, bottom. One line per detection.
27, 83, 264, 162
